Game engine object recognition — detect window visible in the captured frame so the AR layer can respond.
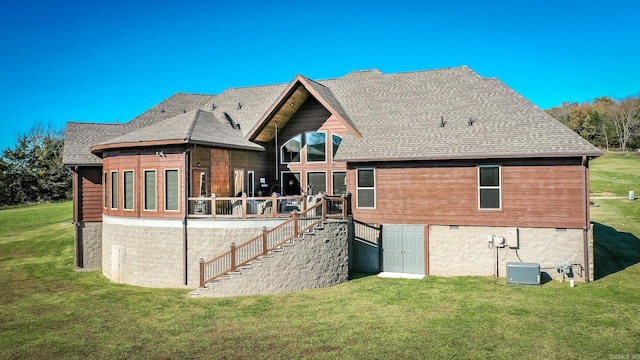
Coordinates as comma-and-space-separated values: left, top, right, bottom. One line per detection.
281, 172, 301, 195
356, 169, 375, 208
123, 170, 134, 210
165, 169, 179, 211
332, 171, 346, 195
332, 134, 342, 159
103, 172, 108, 208
281, 135, 301, 163
478, 165, 501, 209
305, 131, 326, 162
110, 171, 118, 209
247, 171, 255, 197
307, 172, 327, 195
143, 170, 156, 211
234, 169, 244, 197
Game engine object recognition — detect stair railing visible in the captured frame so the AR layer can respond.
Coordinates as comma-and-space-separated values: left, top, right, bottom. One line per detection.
199, 195, 348, 288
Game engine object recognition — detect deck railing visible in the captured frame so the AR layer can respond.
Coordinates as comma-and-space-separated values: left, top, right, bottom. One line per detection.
188, 194, 311, 219
198, 195, 348, 288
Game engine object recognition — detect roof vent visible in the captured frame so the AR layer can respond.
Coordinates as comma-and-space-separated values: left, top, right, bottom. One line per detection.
212, 103, 217, 110
161, 108, 165, 113
183, 109, 187, 113
468, 118, 474, 126
237, 103, 243, 110
440, 117, 446, 127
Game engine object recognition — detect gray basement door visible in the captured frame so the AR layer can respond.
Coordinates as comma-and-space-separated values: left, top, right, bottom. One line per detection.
382, 225, 425, 274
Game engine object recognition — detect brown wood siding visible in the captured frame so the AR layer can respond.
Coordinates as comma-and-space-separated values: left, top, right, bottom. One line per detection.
103, 151, 185, 219
211, 148, 230, 196
78, 167, 103, 222
349, 158, 587, 229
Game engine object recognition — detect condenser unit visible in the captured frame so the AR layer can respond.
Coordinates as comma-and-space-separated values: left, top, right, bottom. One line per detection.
506, 262, 540, 285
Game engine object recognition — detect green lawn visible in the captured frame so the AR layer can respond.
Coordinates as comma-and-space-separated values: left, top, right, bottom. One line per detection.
590, 151, 640, 196
2, 153, 640, 358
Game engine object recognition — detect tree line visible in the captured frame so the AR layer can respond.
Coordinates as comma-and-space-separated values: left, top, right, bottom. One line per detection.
0, 123, 71, 206
545, 96, 640, 151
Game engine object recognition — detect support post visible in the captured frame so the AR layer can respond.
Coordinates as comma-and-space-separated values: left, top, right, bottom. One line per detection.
242, 193, 248, 219
230, 243, 236, 272
293, 211, 299, 237
321, 194, 327, 222
211, 194, 216, 220
199, 258, 205, 288
262, 227, 268, 256
272, 194, 278, 218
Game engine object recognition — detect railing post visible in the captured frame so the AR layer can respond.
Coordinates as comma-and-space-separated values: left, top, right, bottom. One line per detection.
262, 226, 268, 256
242, 193, 247, 219
230, 242, 236, 272
272, 194, 278, 218
211, 193, 216, 220
321, 194, 327, 222
199, 258, 205, 288
341, 194, 347, 220
293, 211, 299, 236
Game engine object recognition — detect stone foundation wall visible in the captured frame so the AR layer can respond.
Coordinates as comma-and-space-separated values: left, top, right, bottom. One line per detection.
203, 222, 350, 297
76, 222, 102, 270
429, 225, 588, 281
101, 216, 348, 291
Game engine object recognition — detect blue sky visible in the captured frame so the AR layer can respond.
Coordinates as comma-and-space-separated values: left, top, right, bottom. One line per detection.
1, 0, 638, 151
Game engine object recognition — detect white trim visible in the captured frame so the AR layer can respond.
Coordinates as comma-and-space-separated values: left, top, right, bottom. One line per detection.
306, 170, 327, 195
164, 168, 180, 212
305, 130, 327, 163
356, 168, 376, 209
110, 170, 118, 210
142, 169, 157, 212
280, 134, 302, 164
478, 165, 502, 210
331, 170, 347, 196
123, 169, 135, 211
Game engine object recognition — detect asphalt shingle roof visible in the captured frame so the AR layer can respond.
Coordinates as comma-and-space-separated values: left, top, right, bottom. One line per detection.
63, 66, 601, 166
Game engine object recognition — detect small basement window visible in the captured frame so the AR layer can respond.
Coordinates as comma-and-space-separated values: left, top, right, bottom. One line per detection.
478, 165, 501, 210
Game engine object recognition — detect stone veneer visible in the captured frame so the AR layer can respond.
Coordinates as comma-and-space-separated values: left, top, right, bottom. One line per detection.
194, 221, 350, 298
76, 222, 102, 270
428, 225, 588, 281
102, 216, 349, 291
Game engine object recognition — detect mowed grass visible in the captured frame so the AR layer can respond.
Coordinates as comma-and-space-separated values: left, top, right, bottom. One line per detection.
2, 154, 640, 359
590, 151, 640, 196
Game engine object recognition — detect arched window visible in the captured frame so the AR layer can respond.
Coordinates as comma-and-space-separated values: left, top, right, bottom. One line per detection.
281, 134, 301, 163
332, 134, 342, 159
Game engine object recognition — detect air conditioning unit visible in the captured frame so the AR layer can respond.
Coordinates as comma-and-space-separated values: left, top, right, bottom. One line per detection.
506, 262, 540, 285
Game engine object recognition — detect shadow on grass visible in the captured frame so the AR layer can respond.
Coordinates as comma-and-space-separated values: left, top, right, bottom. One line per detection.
593, 222, 640, 279
349, 271, 378, 280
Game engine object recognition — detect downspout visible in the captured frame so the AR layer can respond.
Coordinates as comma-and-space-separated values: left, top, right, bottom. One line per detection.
183, 147, 192, 286
582, 156, 590, 282
72, 166, 83, 268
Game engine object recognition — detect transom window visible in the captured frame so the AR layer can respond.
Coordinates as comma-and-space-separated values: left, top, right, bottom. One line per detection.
478, 165, 501, 210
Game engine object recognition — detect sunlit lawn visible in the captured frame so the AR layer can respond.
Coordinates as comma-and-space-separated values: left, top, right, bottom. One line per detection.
2, 150, 640, 359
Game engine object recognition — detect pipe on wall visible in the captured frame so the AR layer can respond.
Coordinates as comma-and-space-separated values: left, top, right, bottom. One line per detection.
183, 147, 192, 286
582, 156, 590, 282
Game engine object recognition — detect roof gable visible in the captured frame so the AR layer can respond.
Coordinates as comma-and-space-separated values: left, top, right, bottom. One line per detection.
246, 75, 361, 142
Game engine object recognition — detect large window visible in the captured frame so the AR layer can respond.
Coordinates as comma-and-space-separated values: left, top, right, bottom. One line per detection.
305, 131, 326, 162
165, 169, 179, 211
356, 168, 375, 208
281, 135, 301, 163
110, 171, 118, 209
307, 172, 327, 195
123, 170, 134, 210
332, 134, 342, 159
332, 171, 346, 195
478, 165, 501, 210
143, 170, 156, 211
103, 172, 108, 209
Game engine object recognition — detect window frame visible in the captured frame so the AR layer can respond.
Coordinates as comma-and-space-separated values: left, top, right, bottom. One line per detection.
280, 134, 302, 164
306, 171, 327, 195
143, 169, 157, 211
110, 171, 118, 210
123, 170, 135, 211
356, 168, 376, 209
478, 165, 502, 210
164, 168, 180, 212
305, 131, 327, 163
103, 172, 108, 209
331, 134, 343, 160
332, 170, 346, 196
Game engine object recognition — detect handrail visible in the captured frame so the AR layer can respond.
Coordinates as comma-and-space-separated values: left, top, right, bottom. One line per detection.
198, 195, 348, 288
188, 194, 309, 219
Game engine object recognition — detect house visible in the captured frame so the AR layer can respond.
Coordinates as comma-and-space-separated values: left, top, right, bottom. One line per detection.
63, 66, 602, 293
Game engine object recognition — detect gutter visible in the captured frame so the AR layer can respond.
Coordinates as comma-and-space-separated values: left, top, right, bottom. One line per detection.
582, 156, 590, 282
